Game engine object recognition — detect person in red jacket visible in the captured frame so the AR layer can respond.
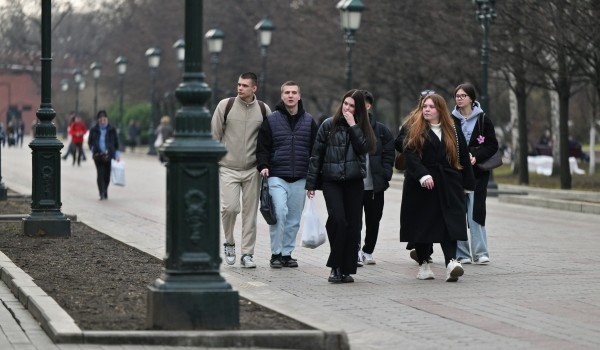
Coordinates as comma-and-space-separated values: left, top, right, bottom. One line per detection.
69, 115, 88, 166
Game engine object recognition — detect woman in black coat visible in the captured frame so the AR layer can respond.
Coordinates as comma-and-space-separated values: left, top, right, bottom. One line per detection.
306, 89, 376, 284
400, 94, 474, 282
451, 83, 499, 265
88, 110, 121, 200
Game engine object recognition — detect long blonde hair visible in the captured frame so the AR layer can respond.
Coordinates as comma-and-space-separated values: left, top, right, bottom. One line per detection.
405, 94, 462, 169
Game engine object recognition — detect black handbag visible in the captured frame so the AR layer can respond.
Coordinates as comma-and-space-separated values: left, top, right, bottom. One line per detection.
470, 114, 503, 171
260, 177, 277, 225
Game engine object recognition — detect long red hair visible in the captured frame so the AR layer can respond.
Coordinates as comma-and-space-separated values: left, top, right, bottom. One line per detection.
405, 94, 462, 169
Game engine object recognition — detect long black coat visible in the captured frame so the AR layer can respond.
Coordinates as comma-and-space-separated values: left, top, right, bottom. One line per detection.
400, 121, 475, 243
462, 113, 498, 226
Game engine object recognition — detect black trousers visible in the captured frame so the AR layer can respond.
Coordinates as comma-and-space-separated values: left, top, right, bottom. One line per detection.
415, 240, 456, 267
94, 158, 111, 198
361, 190, 384, 254
322, 179, 363, 275
72, 143, 85, 165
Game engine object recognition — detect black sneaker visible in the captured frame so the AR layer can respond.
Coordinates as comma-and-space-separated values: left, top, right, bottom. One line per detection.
282, 255, 298, 268
341, 274, 354, 283
270, 254, 283, 269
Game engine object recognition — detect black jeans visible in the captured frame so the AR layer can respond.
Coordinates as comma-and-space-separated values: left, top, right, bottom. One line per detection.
361, 190, 384, 254
322, 179, 363, 275
415, 240, 457, 267
94, 157, 111, 198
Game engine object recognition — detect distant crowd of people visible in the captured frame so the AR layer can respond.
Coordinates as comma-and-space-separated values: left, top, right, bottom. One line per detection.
0, 119, 25, 148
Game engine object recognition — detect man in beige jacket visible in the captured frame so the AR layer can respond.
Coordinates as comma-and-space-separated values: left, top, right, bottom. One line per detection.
211, 72, 271, 268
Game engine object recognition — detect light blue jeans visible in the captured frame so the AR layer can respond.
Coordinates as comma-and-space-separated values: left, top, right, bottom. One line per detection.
457, 192, 489, 261
268, 177, 306, 257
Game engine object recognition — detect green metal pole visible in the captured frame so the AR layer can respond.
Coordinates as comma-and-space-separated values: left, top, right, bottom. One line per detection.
147, 0, 239, 329
22, 0, 71, 237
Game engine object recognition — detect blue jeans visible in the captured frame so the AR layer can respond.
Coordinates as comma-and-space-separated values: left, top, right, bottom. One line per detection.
268, 177, 306, 256
457, 192, 489, 260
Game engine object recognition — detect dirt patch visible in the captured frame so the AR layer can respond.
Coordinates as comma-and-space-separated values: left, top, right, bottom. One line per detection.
0, 196, 311, 331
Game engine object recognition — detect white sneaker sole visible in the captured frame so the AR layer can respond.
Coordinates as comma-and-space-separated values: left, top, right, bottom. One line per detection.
225, 258, 235, 266
476, 257, 490, 264
446, 265, 464, 282
417, 273, 435, 280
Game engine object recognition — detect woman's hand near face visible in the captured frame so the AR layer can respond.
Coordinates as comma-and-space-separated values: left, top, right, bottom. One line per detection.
343, 111, 356, 126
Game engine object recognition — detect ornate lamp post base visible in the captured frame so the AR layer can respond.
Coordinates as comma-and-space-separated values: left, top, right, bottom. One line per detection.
147, 275, 238, 330
22, 138, 71, 237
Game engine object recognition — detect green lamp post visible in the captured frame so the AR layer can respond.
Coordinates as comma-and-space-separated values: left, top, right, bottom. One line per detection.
145, 47, 161, 156
90, 62, 102, 117
474, 0, 498, 191
23, 0, 71, 237
254, 17, 274, 100
337, 0, 365, 91
146, 0, 239, 329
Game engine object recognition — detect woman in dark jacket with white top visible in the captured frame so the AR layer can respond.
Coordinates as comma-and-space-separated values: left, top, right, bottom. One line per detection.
305, 89, 376, 284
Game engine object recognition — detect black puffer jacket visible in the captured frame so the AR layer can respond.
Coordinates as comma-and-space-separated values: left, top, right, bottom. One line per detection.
368, 113, 395, 193
305, 117, 368, 190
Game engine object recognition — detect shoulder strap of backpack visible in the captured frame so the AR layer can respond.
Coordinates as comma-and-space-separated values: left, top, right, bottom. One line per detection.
223, 97, 236, 126
258, 100, 267, 120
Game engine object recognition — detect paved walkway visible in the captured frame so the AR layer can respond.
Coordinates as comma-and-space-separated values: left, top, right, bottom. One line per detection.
2, 137, 600, 349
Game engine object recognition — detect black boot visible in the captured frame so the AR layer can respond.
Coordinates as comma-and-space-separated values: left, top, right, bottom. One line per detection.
328, 268, 342, 283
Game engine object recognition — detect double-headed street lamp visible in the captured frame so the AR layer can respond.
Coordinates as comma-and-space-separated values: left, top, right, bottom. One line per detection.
474, 0, 498, 191
337, 0, 365, 91
254, 17, 274, 100
205, 28, 224, 110
90, 62, 102, 117
145, 47, 161, 155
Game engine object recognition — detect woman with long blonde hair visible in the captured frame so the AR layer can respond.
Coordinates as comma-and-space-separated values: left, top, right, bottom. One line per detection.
399, 93, 474, 282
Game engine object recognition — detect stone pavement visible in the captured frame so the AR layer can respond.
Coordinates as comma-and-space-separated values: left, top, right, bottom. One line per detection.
2, 137, 600, 349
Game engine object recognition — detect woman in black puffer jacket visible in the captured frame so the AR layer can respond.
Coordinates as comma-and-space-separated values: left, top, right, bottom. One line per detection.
305, 89, 376, 284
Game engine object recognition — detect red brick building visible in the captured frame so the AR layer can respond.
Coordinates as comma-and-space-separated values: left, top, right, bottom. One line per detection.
0, 73, 39, 135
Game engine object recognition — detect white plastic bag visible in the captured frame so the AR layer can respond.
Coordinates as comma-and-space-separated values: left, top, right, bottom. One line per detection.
301, 198, 327, 249
154, 133, 163, 148
111, 159, 125, 186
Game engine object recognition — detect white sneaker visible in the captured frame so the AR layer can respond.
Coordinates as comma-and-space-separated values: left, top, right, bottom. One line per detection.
457, 257, 472, 264
223, 243, 236, 265
416, 262, 435, 280
476, 256, 490, 264
446, 259, 464, 282
357, 251, 364, 267
362, 252, 376, 265
240, 254, 256, 268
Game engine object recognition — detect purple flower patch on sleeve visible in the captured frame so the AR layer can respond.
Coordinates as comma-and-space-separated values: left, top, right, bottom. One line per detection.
477, 135, 485, 144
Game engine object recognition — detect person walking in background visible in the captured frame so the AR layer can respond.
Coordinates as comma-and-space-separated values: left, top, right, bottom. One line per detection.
62, 113, 75, 161
0, 122, 5, 147
211, 72, 271, 268
357, 90, 394, 266
257, 81, 318, 269
399, 93, 474, 282
451, 83, 498, 265
305, 89, 376, 284
69, 115, 87, 166
128, 119, 141, 153
154, 116, 174, 163
17, 120, 25, 147
88, 110, 121, 200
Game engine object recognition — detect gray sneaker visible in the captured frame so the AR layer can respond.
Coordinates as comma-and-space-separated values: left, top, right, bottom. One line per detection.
223, 243, 236, 265
241, 254, 257, 268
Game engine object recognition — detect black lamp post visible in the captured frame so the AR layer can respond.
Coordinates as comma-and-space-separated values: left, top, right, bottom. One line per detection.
23, 0, 71, 237
90, 62, 102, 117
254, 17, 274, 101
173, 38, 185, 75
145, 47, 161, 155
72, 68, 83, 115
147, 0, 238, 330
337, 0, 365, 91
474, 0, 498, 191
205, 28, 224, 110
115, 56, 127, 126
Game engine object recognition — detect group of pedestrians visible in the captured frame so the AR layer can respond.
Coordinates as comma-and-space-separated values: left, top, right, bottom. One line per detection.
0, 120, 25, 148
211, 73, 498, 284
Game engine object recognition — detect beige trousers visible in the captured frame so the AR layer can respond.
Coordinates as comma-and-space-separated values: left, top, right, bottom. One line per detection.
219, 166, 260, 255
